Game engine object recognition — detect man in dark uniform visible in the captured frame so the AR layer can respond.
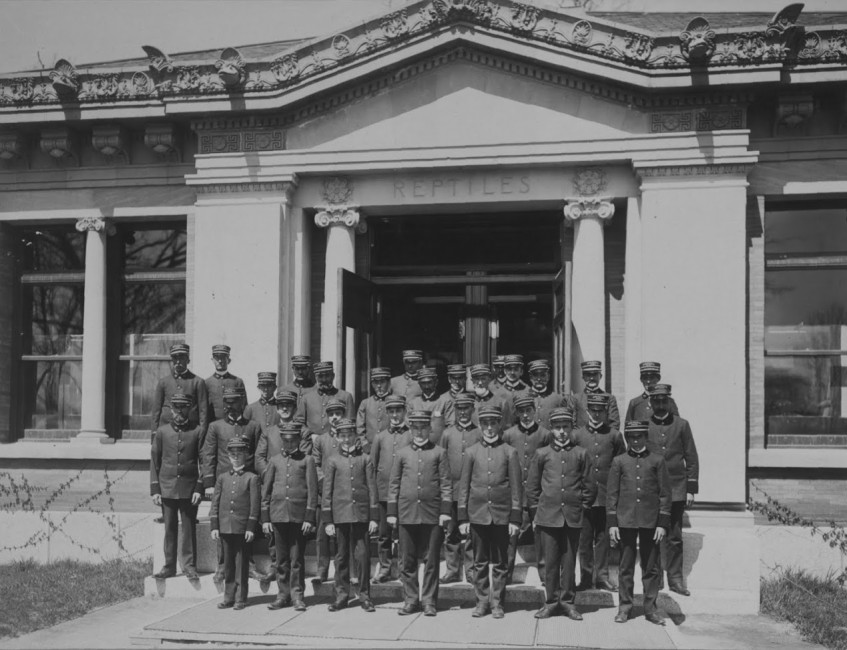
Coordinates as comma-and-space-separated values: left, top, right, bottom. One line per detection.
205, 344, 245, 424
210, 437, 260, 610
409, 366, 454, 444
150, 392, 203, 580
490, 355, 507, 392
646, 384, 699, 596
371, 394, 411, 583
387, 410, 452, 617
573, 392, 625, 591
391, 349, 423, 400
439, 393, 481, 584
256, 390, 312, 468
501, 354, 529, 394
527, 407, 594, 620
244, 372, 280, 433
573, 360, 621, 432
608, 421, 672, 625
300, 361, 355, 435
202, 387, 268, 583
503, 392, 550, 585
281, 354, 316, 400
322, 419, 379, 613
356, 367, 394, 451
625, 361, 680, 422
261, 423, 318, 612
469, 364, 509, 426
444, 363, 468, 399
151, 343, 208, 443
458, 405, 522, 619
526, 359, 574, 430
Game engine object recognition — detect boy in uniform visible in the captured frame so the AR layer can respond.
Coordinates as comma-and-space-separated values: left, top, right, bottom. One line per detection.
625, 361, 679, 422
205, 344, 245, 424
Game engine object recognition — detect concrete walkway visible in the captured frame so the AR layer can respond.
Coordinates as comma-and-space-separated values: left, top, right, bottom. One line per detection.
0, 591, 825, 650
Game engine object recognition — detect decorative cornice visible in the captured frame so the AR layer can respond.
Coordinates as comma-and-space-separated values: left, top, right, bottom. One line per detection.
144, 123, 181, 162
39, 127, 78, 164
196, 128, 284, 154
635, 163, 756, 179
74, 216, 115, 235
314, 204, 366, 233
0, 131, 24, 162
91, 125, 130, 163
650, 107, 745, 133
194, 181, 295, 194
1, 1, 845, 108
563, 197, 615, 223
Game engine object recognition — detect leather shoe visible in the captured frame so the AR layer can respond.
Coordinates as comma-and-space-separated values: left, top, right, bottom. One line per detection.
311, 574, 328, 585
562, 605, 583, 621
491, 606, 505, 619
268, 598, 291, 610
471, 604, 489, 618
153, 568, 176, 579
233, 602, 247, 611
534, 604, 560, 619
154, 516, 165, 524
614, 610, 629, 623
398, 603, 420, 615
293, 600, 307, 611
645, 613, 666, 626
439, 573, 460, 584
669, 584, 690, 596
575, 581, 592, 591
596, 579, 617, 591
423, 604, 437, 617
360, 599, 376, 612
217, 601, 234, 609
328, 600, 348, 612
372, 572, 392, 584
183, 570, 199, 581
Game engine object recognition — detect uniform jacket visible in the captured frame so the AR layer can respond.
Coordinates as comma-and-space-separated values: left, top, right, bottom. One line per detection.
150, 370, 208, 435
260, 451, 318, 525
573, 388, 621, 432
647, 413, 699, 500
356, 393, 393, 447
471, 390, 510, 426
210, 469, 260, 535
457, 439, 523, 526
526, 440, 595, 528
372, 426, 413, 501
255, 421, 314, 478
409, 392, 455, 444
440, 422, 482, 498
607, 448, 672, 530
502, 423, 551, 507
500, 379, 529, 394
244, 398, 281, 433
387, 440, 452, 524
527, 388, 575, 430
312, 430, 342, 485
572, 423, 626, 507
625, 394, 679, 422
150, 423, 203, 499
321, 447, 379, 525
281, 380, 316, 402
205, 372, 246, 422
299, 387, 355, 435
390, 374, 422, 401
201, 417, 262, 488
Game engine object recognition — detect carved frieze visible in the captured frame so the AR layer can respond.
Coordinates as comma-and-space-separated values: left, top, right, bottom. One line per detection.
650, 107, 744, 133
196, 128, 284, 154
79, 74, 118, 101
39, 127, 78, 164
91, 126, 130, 163
636, 163, 755, 179
563, 197, 614, 223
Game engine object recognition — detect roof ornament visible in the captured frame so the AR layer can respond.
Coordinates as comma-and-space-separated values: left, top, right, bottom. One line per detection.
49, 59, 79, 98
215, 47, 247, 89
679, 17, 716, 65
142, 46, 174, 74
766, 3, 806, 61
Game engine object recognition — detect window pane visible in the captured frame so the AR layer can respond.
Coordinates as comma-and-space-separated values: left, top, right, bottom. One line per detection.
118, 360, 170, 431
122, 227, 187, 271
21, 360, 82, 430
24, 285, 84, 355
766, 208, 847, 255
18, 228, 85, 271
765, 356, 847, 442
765, 270, 847, 349
121, 283, 185, 355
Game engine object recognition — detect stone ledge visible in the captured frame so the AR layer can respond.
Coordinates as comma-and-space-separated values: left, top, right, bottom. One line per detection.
0, 440, 149, 460
748, 448, 847, 469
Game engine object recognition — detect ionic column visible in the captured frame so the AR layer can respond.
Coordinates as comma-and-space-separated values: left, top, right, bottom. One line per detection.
563, 197, 615, 367
73, 215, 114, 442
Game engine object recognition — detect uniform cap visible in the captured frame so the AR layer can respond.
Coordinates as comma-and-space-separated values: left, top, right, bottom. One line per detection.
492, 355, 506, 367
453, 393, 476, 408
586, 392, 610, 407
407, 409, 432, 423
169, 343, 190, 357
469, 363, 492, 377
211, 344, 231, 355
279, 422, 301, 437
313, 361, 334, 373
624, 420, 650, 434
226, 437, 249, 451
335, 418, 356, 433
528, 359, 551, 373
581, 360, 602, 373
222, 387, 243, 401
447, 363, 467, 376
402, 349, 423, 360
648, 383, 672, 396
170, 392, 193, 407
385, 394, 407, 409
504, 354, 524, 366
291, 355, 311, 366
257, 371, 277, 385
639, 361, 661, 375
477, 405, 502, 420
417, 367, 437, 380
549, 407, 574, 423
370, 366, 391, 379
512, 392, 536, 409
324, 397, 346, 413
274, 389, 298, 405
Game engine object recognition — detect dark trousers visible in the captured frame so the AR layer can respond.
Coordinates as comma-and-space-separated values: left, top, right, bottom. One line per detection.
661, 501, 686, 586
578, 506, 611, 584
316, 508, 336, 579
217, 522, 260, 575
444, 502, 474, 580
618, 528, 661, 616
221, 533, 250, 604
470, 523, 510, 609
161, 498, 197, 573
538, 524, 581, 607
272, 522, 306, 602
506, 509, 544, 583
398, 523, 443, 607
334, 522, 371, 602
376, 501, 398, 577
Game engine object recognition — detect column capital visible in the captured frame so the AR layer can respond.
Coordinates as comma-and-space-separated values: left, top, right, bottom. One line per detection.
563, 197, 615, 224
74, 216, 115, 235
314, 205, 367, 234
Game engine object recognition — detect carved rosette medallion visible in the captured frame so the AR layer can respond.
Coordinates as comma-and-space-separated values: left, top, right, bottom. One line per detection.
571, 20, 593, 46
572, 167, 607, 196
75, 216, 116, 235
322, 176, 354, 204
563, 197, 615, 223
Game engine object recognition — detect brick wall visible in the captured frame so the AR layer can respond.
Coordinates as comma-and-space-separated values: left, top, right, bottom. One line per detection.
749, 472, 847, 525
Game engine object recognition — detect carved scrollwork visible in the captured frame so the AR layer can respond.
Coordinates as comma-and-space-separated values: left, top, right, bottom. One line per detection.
623, 33, 654, 63
215, 47, 247, 89
0, 132, 24, 161
144, 123, 181, 161
142, 45, 174, 74
446, 0, 495, 25
0, 78, 33, 104
116, 71, 155, 98
322, 176, 354, 205
381, 10, 409, 40
79, 74, 119, 100
91, 125, 130, 163
572, 167, 607, 197
49, 59, 79, 97
679, 17, 716, 65
271, 54, 299, 83
75, 216, 115, 235
563, 197, 615, 223
571, 20, 593, 46
508, 3, 540, 34
40, 127, 78, 163
799, 31, 822, 59
332, 34, 352, 58
314, 205, 362, 230
824, 31, 847, 62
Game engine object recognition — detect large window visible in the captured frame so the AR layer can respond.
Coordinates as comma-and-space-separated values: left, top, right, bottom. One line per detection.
18, 227, 86, 435
765, 205, 847, 446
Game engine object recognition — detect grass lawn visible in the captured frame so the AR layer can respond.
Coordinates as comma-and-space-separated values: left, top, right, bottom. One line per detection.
761, 569, 847, 650
0, 557, 152, 639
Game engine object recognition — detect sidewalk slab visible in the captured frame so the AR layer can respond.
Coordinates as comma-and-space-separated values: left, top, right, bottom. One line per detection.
399, 606, 538, 646
535, 606, 674, 649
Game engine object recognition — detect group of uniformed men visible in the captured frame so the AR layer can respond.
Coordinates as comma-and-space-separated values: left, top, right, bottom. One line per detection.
150, 345, 698, 623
